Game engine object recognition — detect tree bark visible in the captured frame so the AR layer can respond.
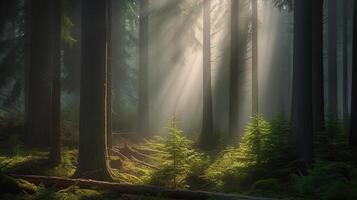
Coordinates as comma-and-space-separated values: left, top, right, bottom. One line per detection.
229, 0, 240, 138
74, 0, 112, 181
312, 0, 325, 133
343, 0, 350, 126
138, 0, 150, 137
350, 0, 357, 147
327, 0, 338, 119
107, 0, 113, 150
252, 0, 258, 115
199, 0, 215, 150
26, 0, 55, 148
49, 0, 62, 166
292, 0, 313, 167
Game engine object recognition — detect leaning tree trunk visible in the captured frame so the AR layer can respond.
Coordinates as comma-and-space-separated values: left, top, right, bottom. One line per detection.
292, 0, 313, 168
199, 0, 215, 150
350, 0, 357, 148
327, 0, 338, 119
74, 0, 112, 181
26, 0, 55, 148
138, 0, 150, 137
229, 0, 240, 138
312, 0, 325, 133
49, 0, 62, 166
251, 0, 258, 115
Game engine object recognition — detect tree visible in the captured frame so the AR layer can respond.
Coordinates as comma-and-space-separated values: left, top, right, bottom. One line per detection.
252, 0, 258, 115
327, 0, 338, 118
229, 0, 240, 138
343, 0, 350, 125
49, 0, 62, 166
199, 0, 215, 149
312, 0, 325, 133
74, 0, 112, 181
26, 0, 56, 148
138, 0, 149, 137
107, 0, 113, 150
350, 0, 357, 148
292, 0, 313, 167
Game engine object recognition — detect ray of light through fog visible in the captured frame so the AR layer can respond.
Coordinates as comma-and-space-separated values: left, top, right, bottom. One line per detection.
113, 0, 293, 137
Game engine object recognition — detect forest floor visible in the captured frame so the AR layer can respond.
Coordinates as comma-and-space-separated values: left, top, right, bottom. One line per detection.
0, 134, 290, 200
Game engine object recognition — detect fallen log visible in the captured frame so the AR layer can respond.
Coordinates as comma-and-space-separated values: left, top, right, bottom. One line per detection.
11, 174, 276, 200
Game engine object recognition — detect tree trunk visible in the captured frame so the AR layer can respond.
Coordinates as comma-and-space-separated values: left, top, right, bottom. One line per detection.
327, 0, 338, 119
350, 0, 357, 148
74, 0, 112, 181
138, 0, 149, 137
312, 0, 325, 133
24, 0, 31, 140
49, 0, 62, 166
26, 0, 55, 148
343, 0, 350, 126
292, 0, 313, 167
252, 0, 258, 115
199, 0, 215, 150
229, 0, 239, 138
107, 0, 113, 150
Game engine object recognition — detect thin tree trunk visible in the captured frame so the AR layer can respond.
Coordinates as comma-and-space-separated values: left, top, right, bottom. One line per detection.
252, 0, 258, 115
74, 0, 112, 181
107, 0, 113, 150
327, 0, 338, 119
49, 0, 62, 166
292, 0, 313, 168
312, 0, 325, 133
229, 0, 239, 138
350, 0, 357, 148
199, 0, 215, 150
138, 0, 149, 137
343, 0, 350, 126
24, 0, 31, 140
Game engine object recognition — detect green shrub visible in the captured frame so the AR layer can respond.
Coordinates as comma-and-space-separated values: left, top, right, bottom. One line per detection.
143, 118, 208, 188
206, 115, 295, 192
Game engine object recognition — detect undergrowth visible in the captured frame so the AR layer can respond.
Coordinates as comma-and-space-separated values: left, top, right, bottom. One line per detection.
140, 118, 209, 188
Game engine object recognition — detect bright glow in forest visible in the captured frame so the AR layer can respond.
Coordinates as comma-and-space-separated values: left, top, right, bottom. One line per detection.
0, 0, 357, 199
